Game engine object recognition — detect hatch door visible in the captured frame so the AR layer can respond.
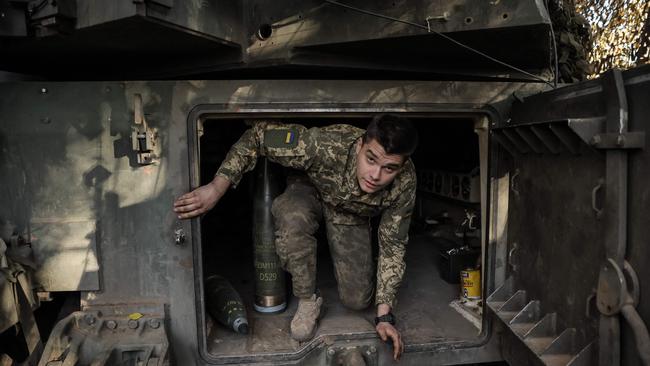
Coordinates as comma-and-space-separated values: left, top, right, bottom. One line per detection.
486, 66, 650, 366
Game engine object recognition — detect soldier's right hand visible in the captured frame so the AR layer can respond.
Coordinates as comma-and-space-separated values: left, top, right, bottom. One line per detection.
173, 176, 230, 219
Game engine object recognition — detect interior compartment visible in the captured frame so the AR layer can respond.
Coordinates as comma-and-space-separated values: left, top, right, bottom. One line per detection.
196, 116, 484, 357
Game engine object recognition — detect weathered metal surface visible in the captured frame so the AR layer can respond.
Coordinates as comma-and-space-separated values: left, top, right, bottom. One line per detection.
37, 310, 169, 366
326, 345, 375, 366
0, 1, 28, 37
499, 64, 650, 366
492, 114, 645, 156
0, 0, 552, 79
0, 78, 543, 364
487, 275, 594, 364
31, 220, 100, 291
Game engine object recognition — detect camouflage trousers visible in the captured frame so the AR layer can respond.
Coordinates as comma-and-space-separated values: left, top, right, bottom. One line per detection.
271, 178, 374, 310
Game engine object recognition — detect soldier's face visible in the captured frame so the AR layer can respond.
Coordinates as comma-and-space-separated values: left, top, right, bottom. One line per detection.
356, 138, 405, 193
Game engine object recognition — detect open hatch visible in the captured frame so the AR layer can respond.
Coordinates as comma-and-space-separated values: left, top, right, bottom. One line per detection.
191, 114, 491, 362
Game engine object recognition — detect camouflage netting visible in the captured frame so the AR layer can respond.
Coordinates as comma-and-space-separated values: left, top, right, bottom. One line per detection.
575, 0, 649, 78
547, 0, 649, 82
548, 0, 593, 82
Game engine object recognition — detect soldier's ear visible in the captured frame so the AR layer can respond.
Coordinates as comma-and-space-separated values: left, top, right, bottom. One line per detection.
356, 138, 363, 154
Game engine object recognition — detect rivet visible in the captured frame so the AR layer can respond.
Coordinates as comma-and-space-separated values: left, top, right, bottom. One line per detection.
40, 88, 48, 94
327, 348, 336, 356
106, 320, 117, 329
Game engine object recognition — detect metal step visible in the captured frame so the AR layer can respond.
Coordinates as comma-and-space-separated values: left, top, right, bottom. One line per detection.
523, 313, 558, 354
539, 328, 577, 366
511, 322, 537, 336
527, 336, 557, 355
567, 342, 596, 366
541, 354, 574, 366
491, 118, 608, 156
486, 276, 515, 312
523, 314, 557, 345
509, 301, 541, 336
488, 277, 596, 366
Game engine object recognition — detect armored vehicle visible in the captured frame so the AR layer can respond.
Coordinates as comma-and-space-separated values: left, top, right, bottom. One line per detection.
0, 1, 648, 365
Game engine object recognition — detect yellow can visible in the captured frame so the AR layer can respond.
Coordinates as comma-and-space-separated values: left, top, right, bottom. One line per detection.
461, 268, 481, 300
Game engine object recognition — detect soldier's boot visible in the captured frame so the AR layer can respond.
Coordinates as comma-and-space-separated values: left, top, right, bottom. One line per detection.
290, 293, 323, 341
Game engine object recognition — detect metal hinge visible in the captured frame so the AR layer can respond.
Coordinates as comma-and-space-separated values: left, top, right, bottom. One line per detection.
596, 259, 650, 365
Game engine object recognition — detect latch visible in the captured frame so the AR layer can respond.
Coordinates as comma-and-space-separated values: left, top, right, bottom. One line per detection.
131, 94, 158, 165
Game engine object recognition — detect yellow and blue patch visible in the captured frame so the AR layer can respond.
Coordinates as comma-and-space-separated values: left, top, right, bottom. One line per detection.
285, 131, 295, 144
264, 128, 299, 148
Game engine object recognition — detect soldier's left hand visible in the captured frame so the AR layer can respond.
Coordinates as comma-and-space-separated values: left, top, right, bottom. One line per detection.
376, 322, 404, 360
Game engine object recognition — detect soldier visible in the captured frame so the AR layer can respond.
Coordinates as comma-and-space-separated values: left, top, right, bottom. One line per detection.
174, 114, 418, 360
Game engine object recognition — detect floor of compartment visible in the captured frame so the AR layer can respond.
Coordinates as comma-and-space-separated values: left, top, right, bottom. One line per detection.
205, 234, 480, 356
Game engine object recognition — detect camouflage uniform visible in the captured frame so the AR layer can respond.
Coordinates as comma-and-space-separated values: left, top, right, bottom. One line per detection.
216, 122, 416, 308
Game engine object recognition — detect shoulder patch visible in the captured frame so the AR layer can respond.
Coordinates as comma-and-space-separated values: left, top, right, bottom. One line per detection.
264, 128, 299, 148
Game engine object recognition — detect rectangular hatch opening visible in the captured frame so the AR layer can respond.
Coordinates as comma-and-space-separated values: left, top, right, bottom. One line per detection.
194, 115, 488, 360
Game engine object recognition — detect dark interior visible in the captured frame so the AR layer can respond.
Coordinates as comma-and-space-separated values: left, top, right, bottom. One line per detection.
198, 116, 483, 356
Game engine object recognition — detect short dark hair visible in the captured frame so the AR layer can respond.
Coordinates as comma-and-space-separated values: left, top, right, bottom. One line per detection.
363, 114, 418, 156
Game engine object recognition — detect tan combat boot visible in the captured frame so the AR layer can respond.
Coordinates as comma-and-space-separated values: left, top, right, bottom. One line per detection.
290, 294, 323, 341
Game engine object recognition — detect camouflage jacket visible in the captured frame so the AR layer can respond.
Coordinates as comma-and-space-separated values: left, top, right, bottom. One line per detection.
216, 122, 416, 308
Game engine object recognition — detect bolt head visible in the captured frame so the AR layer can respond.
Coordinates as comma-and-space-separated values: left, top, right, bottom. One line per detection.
149, 319, 161, 329
128, 319, 139, 329
327, 348, 336, 356
40, 88, 48, 94
590, 135, 602, 145
106, 320, 117, 329
369, 346, 377, 353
